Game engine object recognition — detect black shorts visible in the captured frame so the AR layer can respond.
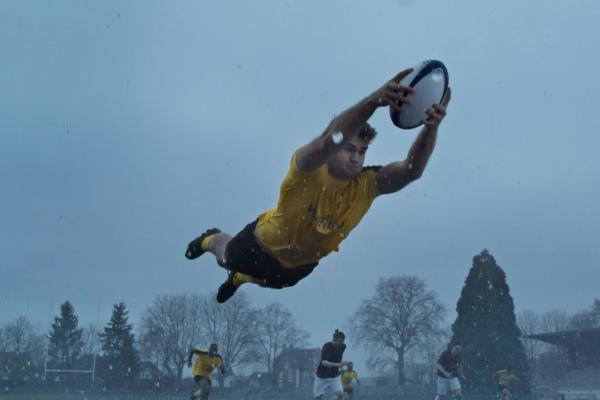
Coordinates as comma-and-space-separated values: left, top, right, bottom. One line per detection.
344, 388, 354, 394
194, 376, 211, 385
224, 219, 318, 289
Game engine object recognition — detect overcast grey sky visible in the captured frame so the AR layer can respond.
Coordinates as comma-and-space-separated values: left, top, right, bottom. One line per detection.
1, 0, 599, 374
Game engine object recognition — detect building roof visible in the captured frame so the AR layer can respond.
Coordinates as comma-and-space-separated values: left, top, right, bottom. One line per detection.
524, 328, 600, 349
0, 352, 32, 366
139, 361, 159, 373
0, 352, 33, 379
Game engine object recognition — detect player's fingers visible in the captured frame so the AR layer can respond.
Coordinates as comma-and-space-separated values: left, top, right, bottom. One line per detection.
393, 68, 413, 82
442, 87, 452, 107
432, 103, 447, 116
425, 110, 443, 125
385, 94, 404, 112
425, 108, 437, 117
389, 92, 412, 105
386, 82, 414, 96
426, 106, 445, 118
395, 84, 415, 94
387, 92, 413, 109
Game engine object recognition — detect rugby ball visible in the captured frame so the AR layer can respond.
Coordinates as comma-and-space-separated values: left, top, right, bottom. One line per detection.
390, 60, 449, 129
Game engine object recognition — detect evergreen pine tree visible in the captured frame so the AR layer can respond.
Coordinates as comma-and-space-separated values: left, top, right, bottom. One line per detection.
48, 301, 84, 369
451, 249, 530, 393
99, 302, 139, 388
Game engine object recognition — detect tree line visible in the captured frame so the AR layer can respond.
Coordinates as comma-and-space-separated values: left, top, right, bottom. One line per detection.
0, 292, 309, 389
2, 249, 599, 393
518, 299, 600, 384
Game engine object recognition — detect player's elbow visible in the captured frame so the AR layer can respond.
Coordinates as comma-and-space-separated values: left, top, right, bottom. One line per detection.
408, 167, 424, 181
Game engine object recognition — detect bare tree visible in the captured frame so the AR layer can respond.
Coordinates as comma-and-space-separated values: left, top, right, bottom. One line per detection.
251, 302, 309, 378
82, 323, 102, 356
0, 328, 8, 351
1, 316, 46, 368
518, 310, 546, 361
199, 292, 258, 373
540, 310, 571, 333
409, 324, 450, 385
518, 310, 546, 382
367, 327, 449, 384
140, 294, 204, 380
27, 333, 47, 369
569, 299, 600, 330
349, 275, 446, 385
4, 316, 35, 352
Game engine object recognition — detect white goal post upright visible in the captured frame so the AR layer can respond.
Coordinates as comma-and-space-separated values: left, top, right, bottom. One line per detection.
42, 299, 99, 385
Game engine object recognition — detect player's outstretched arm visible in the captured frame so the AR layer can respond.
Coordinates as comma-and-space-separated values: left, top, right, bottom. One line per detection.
376, 88, 452, 195
295, 70, 414, 172
321, 360, 349, 369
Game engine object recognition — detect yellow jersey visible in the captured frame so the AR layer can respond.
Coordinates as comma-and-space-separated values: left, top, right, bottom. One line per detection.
256, 152, 380, 268
192, 350, 223, 379
498, 371, 517, 386
341, 370, 358, 388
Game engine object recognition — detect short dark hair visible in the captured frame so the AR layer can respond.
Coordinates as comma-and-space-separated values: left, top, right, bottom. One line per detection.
333, 329, 345, 340
358, 123, 377, 144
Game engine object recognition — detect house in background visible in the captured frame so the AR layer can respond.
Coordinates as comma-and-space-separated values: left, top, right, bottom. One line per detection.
0, 352, 34, 384
273, 347, 320, 389
526, 327, 600, 399
139, 361, 160, 381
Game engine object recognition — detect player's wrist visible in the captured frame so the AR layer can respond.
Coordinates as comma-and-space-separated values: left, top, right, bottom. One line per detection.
366, 92, 384, 110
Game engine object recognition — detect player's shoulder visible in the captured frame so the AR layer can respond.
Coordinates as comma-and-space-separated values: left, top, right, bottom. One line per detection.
282, 150, 326, 187
322, 341, 334, 351
358, 165, 383, 191
362, 165, 382, 173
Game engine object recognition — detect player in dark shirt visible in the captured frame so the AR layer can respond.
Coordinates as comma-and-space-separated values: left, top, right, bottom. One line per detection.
314, 329, 349, 399
435, 342, 465, 400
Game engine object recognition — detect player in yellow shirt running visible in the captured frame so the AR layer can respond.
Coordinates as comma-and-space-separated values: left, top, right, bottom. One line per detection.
340, 362, 361, 400
185, 69, 452, 303
187, 343, 225, 400
495, 369, 518, 400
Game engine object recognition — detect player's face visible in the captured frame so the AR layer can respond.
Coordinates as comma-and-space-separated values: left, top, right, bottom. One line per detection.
333, 337, 345, 348
327, 137, 368, 180
451, 345, 462, 355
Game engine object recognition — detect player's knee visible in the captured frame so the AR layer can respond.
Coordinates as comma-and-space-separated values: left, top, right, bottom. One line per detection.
217, 256, 228, 268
